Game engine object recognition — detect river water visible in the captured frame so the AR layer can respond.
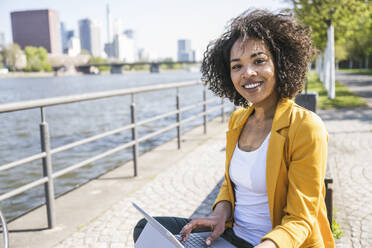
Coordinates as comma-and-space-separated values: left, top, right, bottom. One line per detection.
0, 71, 232, 220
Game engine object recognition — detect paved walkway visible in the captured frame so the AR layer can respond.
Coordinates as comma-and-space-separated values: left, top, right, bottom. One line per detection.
53, 121, 228, 248
319, 107, 372, 248
5, 73, 372, 248
336, 72, 372, 108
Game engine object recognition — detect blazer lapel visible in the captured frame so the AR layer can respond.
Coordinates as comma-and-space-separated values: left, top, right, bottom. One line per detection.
266, 99, 293, 226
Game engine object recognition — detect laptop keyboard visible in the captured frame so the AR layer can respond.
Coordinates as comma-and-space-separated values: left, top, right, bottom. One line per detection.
178, 234, 207, 248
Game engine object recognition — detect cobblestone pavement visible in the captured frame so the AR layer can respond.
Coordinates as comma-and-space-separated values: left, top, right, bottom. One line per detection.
319, 107, 372, 248
336, 72, 372, 108
54, 130, 227, 248
52, 73, 372, 248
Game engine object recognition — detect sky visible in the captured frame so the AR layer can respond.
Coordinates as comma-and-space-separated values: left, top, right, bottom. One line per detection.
0, 0, 291, 60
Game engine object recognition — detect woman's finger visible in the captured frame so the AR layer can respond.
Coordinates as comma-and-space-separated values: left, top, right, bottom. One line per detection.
205, 225, 224, 246
180, 218, 215, 242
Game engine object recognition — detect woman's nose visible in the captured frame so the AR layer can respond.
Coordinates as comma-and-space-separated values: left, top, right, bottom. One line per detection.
242, 66, 257, 78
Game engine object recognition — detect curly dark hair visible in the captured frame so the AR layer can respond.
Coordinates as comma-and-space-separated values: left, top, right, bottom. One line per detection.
201, 9, 315, 107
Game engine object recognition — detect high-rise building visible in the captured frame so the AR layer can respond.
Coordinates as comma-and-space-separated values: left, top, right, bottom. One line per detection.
0, 32, 5, 49
123, 29, 134, 39
67, 37, 81, 56
177, 39, 195, 62
112, 33, 136, 62
78, 18, 102, 57
60, 22, 68, 53
11, 9, 61, 53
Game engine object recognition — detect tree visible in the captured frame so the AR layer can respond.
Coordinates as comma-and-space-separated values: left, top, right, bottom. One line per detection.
1, 43, 26, 71
80, 49, 90, 55
289, 0, 369, 50
88, 56, 110, 71
343, 3, 372, 69
288, 0, 370, 98
24, 46, 52, 72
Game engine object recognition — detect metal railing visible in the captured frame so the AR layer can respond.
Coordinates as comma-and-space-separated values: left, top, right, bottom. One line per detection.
0, 81, 229, 229
0, 209, 8, 248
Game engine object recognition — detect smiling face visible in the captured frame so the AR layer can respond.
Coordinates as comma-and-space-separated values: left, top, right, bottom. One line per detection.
230, 38, 278, 106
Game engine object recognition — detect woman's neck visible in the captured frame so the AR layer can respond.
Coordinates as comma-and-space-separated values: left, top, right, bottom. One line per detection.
251, 95, 279, 122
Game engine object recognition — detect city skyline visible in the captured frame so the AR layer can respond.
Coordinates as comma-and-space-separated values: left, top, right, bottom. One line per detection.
0, 0, 291, 60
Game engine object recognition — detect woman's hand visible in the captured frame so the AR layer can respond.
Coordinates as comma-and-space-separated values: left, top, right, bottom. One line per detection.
180, 200, 231, 246
180, 215, 226, 246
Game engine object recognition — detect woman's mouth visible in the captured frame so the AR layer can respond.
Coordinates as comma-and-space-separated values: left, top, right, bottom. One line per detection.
242, 81, 263, 91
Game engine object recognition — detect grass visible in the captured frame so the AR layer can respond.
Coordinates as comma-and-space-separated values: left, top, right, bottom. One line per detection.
306, 72, 367, 109
332, 219, 344, 239
338, 68, 372, 75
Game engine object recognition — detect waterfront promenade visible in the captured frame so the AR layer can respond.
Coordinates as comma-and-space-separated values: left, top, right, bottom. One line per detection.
4, 73, 372, 247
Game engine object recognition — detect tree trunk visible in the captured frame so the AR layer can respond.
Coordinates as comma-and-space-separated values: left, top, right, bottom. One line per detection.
366, 57, 369, 71
327, 24, 335, 99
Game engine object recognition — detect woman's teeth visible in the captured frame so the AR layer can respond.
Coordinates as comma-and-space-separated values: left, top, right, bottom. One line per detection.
243, 82, 261, 89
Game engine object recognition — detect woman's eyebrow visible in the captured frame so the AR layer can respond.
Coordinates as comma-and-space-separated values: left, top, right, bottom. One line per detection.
230, 51, 267, 62
250, 52, 266, 58
230, 58, 240, 63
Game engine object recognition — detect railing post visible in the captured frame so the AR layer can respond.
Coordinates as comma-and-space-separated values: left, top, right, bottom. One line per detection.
221, 98, 225, 123
0, 209, 9, 248
176, 88, 181, 149
39, 107, 56, 229
131, 94, 138, 176
203, 86, 207, 134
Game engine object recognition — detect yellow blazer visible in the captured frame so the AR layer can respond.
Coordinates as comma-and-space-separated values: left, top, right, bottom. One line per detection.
213, 98, 334, 248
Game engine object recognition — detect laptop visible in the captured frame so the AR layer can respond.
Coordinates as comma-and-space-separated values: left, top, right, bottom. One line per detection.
133, 202, 236, 248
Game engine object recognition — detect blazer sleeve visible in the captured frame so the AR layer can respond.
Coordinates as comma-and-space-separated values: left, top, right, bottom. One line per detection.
262, 113, 328, 247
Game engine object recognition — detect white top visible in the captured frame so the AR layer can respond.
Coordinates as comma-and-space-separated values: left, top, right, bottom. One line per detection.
229, 133, 272, 246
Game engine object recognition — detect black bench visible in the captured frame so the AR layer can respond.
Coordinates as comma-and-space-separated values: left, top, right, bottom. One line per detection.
325, 174, 333, 228
295, 92, 333, 228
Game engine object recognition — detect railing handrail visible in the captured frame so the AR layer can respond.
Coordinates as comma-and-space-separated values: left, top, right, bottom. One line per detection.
0, 80, 201, 113
0, 80, 229, 228
0, 97, 221, 174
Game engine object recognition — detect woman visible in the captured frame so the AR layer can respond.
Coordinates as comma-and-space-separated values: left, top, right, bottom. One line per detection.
134, 10, 334, 248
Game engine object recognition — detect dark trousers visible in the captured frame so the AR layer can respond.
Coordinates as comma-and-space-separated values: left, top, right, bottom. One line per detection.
133, 216, 253, 248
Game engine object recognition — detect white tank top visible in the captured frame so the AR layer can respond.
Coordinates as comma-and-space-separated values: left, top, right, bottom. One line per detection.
229, 133, 272, 246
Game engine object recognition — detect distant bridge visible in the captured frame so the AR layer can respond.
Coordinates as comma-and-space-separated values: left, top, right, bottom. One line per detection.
70, 61, 200, 74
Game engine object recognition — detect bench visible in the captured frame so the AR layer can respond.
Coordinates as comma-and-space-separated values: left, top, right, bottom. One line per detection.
296, 93, 333, 229
325, 170, 333, 229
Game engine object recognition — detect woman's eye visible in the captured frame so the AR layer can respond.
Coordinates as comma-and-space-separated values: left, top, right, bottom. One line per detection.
231, 64, 242, 70
255, 59, 266, 64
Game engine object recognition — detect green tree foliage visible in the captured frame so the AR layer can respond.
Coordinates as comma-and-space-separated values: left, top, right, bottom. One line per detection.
24, 46, 52, 72
335, 43, 348, 62
160, 57, 182, 70
88, 56, 110, 71
80, 49, 90, 55
1, 43, 23, 71
343, 3, 372, 62
289, 0, 370, 50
